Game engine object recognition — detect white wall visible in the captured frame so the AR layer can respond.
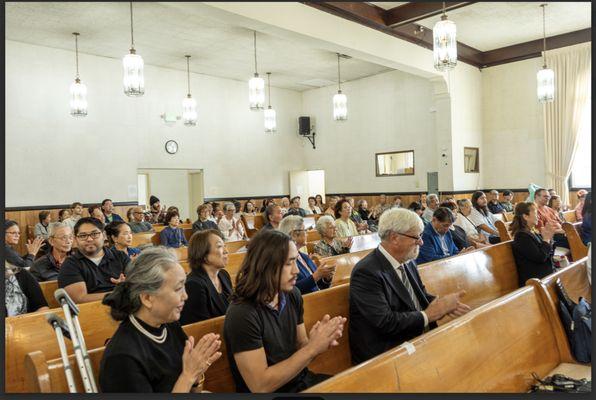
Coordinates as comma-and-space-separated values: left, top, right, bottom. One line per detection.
138, 169, 193, 221
300, 70, 436, 194
6, 40, 304, 207
482, 57, 546, 189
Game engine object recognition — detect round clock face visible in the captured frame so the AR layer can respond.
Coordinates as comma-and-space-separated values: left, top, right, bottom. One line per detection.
165, 140, 178, 154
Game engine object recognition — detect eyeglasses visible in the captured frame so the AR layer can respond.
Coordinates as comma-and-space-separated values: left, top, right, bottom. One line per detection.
398, 232, 422, 242
133, 211, 144, 215
292, 229, 306, 234
76, 231, 103, 240
52, 235, 74, 241
6, 231, 20, 236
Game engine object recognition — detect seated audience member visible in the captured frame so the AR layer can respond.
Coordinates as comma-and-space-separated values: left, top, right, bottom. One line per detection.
203, 202, 215, 222
346, 197, 368, 233
160, 211, 188, 248
262, 204, 283, 230
349, 208, 470, 364
212, 202, 224, 223
357, 199, 371, 221
242, 200, 257, 216
548, 195, 566, 221
218, 202, 246, 242
279, 216, 335, 294
439, 201, 473, 251
180, 230, 232, 325
487, 190, 506, 214
126, 208, 135, 223
313, 215, 353, 257
455, 199, 489, 248
129, 207, 154, 233
323, 196, 339, 216
100, 247, 221, 392
588, 244, 592, 285
280, 197, 291, 215
392, 195, 403, 208
370, 194, 390, 222
192, 204, 219, 233
315, 194, 325, 211
64, 202, 84, 230
509, 202, 557, 287
548, 188, 557, 198
500, 190, 515, 212
34, 210, 52, 240
5, 220, 44, 269
224, 229, 346, 392
421, 194, 439, 223
259, 198, 272, 213
581, 192, 591, 245
149, 195, 167, 224
102, 199, 124, 223
232, 200, 242, 219
419, 193, 428, 210
106, 221, 141, 258
31, 223, 73, 281
286, 196, 307, 217
58, 217, 129, 303
335, 199, 360, 237
416, 207, 474, 264
469, 191, 500, 244
534, 188, 569, 249
408, 202, 424, 219
58, 208, 71, 222
574, 189, 588, 221
305, 196, 321, 215
89, 204, 106, 226
5, 261, 49, 316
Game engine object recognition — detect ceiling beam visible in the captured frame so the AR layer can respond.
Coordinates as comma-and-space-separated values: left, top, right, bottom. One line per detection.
385, 2, 476, 28
481, 28, 591, 68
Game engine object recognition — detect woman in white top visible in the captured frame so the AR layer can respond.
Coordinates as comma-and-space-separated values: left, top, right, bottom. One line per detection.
334, 199, 359, 238
455, 199, 489, 248
305, 196, 322, 215
218, 203, 246, 242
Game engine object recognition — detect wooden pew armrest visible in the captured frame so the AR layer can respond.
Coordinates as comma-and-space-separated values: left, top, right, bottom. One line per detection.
25, 351, 51, 393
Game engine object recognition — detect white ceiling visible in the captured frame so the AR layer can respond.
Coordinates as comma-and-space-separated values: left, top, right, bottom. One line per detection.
5, 2, 391, 92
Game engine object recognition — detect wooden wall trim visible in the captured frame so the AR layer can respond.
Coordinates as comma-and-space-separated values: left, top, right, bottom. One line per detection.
5, 201, 138, 212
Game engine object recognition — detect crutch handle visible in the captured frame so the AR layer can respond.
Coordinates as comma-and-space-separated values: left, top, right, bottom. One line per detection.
54, 288, 80, 316
46, 313, 71, 340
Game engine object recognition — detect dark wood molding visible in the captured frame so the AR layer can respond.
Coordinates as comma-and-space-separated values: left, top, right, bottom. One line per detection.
385, 2, 476, 28
5, 201, 138, 212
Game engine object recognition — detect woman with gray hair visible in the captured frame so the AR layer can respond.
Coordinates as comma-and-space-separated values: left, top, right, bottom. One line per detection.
313, 215, 353, 257
278, 216, 336, 294
100, 247, 222, 392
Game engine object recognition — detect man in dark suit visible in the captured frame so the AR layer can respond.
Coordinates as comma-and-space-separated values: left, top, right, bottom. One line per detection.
349, 208, 470, 365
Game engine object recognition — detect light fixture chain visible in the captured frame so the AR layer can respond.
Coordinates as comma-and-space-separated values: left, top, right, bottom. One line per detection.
267, 72, 271, 107
337, 53, 341, 91
253, 31, 258, 74
542, 4, 547, 67
442, 1, 446, 16
186, 55, 191, 95
130, 1, 135, 49
74, 33, 80, 78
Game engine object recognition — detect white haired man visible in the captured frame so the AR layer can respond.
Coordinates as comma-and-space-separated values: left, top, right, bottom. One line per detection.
421, 194, 439, 223
349, 208, 471, 364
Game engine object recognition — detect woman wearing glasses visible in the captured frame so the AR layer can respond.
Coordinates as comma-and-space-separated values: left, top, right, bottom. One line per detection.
30, 222, 74, 282
4, 220, 45, 269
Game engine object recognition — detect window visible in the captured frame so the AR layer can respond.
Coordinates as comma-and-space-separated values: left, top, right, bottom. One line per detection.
570, 99, 591, 188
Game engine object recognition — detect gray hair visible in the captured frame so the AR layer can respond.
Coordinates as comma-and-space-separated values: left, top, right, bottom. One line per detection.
103, 247, 180, 321
427, 194, 439, 203
278, 215, 304, 236
316, 215, 335, 235
457, 198, 471, 208
48, 222, 71, 237
224, 202, 235, 211
378, 208, 424, 241
490, 190, 499, 195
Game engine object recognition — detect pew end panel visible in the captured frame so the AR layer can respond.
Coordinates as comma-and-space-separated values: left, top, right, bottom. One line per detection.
562, 222, 588, 261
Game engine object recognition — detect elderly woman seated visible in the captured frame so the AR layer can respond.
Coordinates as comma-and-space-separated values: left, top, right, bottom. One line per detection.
278, 216, 336, 294
5, 220, 44, 270
106, 221, 141, 258
100, 247, 222, 392
454, 199, 490, 248
192, 204, 219, 234
218, 202, 246, 242
334, 199, 361, 237
313, 215, 353, 257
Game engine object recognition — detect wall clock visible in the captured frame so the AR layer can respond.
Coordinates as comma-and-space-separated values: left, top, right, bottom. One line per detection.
165, 140, 178, 154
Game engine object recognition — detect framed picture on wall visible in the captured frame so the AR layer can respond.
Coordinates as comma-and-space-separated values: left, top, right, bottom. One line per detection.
464, 147, 479, 173
375, 150, 415, 177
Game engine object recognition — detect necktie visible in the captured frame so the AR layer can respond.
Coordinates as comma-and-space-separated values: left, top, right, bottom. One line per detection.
397, 264, 421, 311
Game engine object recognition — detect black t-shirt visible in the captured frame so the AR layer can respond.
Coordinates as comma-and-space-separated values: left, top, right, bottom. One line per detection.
224, 287, 309, 393
99, 317, 188, 392
57, 248, 130, 293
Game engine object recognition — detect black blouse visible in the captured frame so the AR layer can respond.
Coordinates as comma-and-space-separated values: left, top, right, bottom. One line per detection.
511, 230, 555, 287
99, 317, 188, 392
179, 268, 232, 325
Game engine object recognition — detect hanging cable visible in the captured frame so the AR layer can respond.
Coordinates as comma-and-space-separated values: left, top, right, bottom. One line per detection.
267, 72, 271, 107
337, 53, 341, 91
541, 4, 547, 67
73, 33, 80, 79
129, 2, 135, 49
253, 31, 258, 74
185, 55, 191, 95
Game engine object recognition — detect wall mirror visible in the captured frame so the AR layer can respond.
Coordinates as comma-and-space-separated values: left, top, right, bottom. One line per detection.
464, 147, 480, 173
375, 150, 415, 177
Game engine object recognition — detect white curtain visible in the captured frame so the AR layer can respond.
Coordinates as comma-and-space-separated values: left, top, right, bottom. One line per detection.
543, 42, 591, 206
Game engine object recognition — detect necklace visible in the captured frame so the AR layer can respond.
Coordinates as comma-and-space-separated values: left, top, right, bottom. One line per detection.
129, 314, 168, 344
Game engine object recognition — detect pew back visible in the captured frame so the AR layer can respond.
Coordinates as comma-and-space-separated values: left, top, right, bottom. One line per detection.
495, 220, 512, 241
562, 222, 588, 261
562, 210, 577, 223
39, 281, 60, 309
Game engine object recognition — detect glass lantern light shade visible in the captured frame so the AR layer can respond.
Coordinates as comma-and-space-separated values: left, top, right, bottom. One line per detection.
333, 91, 348, 121
248, 74, 265, 110
433, 17, 457, 71
123, 50, 145, 96
182, 95, 198, 126
537, 67, 555, 103
264, 106, 277, 132
69, 79, 88, 117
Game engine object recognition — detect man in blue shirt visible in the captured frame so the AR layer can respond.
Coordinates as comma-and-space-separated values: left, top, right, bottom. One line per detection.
416, 207, 475, 264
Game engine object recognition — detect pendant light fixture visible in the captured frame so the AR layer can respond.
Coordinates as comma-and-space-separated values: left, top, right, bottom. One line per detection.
333, 53, 347, 121
182, 55, 198, 126
433, 2, 457, 71
123, 1, 144, 96
264, 72, 276, 133
537, 4, 554, 103
248, 31, 265, 110
69, 32, 88, 117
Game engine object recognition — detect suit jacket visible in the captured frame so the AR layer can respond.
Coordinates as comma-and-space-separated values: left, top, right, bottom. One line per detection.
416, 222, 459, 264
295, 252, 331, 294
349, 247, 436, 364
179, 267, 232, 325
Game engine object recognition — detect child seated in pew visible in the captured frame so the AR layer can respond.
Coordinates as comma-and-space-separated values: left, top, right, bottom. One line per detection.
224, 229, 346, 393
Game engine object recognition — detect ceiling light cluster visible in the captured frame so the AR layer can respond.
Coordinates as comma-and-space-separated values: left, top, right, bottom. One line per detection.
537, 3, 555, 103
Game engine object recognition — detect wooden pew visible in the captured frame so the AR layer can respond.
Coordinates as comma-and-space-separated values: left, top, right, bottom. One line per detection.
495, 219, 512, 241
306, 230, 320, 242
562, 210, 577, 223
562, 222, 588, 261
25, 284, 352, 393
131, 232, 155, 248
318, 249, 373, 287
240, 215, 257, 238
502, 211, 513, 222
305, 283, 589, 393
39, 281, 60, 309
